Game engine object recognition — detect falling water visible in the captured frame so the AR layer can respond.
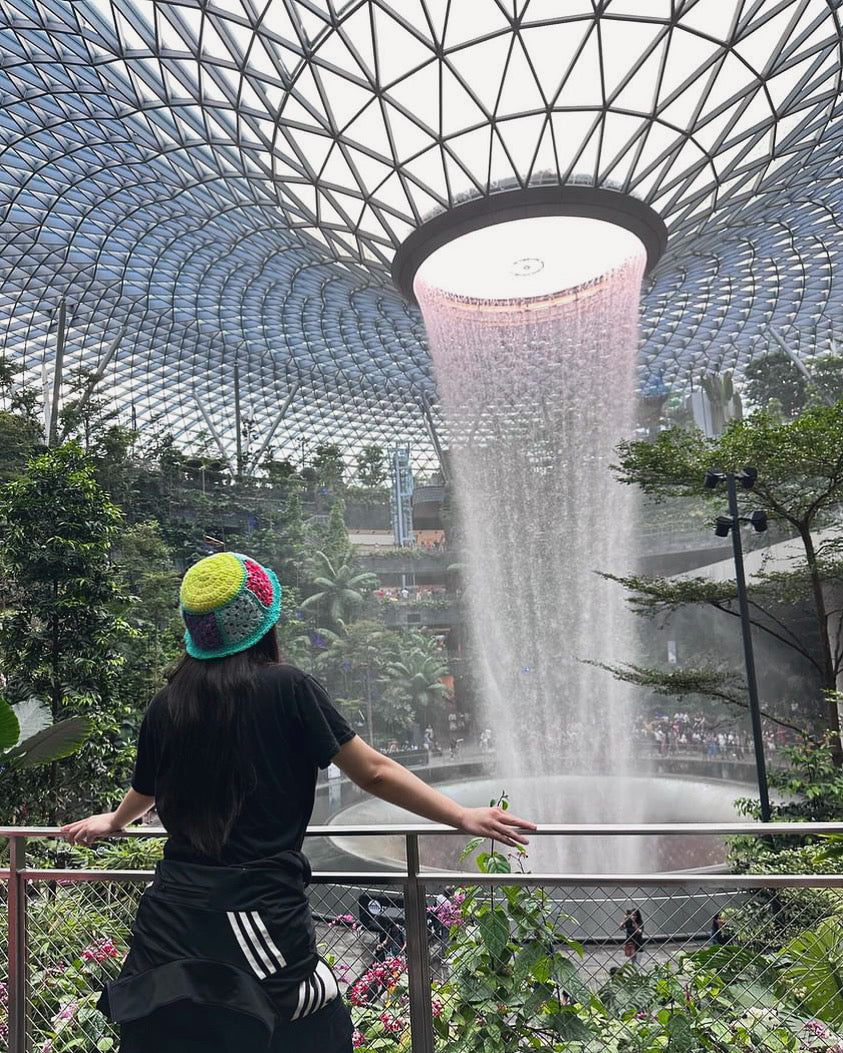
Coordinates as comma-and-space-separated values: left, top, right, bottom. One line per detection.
415, 227, 647, 871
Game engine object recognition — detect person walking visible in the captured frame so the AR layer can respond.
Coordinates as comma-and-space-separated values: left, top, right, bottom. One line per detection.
62, 552, 534, 1053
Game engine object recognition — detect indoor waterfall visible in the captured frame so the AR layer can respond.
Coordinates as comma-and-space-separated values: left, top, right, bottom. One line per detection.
415, 218, 648, 871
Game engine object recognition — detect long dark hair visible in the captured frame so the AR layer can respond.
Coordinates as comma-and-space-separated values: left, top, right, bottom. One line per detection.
155, 626, 280, 858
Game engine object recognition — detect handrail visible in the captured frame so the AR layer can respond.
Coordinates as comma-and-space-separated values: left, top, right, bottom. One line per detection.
3, 821, 843, 838
4, 824, 843, 1053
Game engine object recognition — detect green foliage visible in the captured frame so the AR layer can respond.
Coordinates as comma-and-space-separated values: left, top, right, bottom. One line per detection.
351, 831, 843, 1053
113, 520, 182, 702
743, 353, 843, 420
615, 406, 843, 526
322, 497, 351, 565
613, 407, 843, 754
356, 444, 387, 488
781, 918, 843, 1026
382, 642, 449, 728
58, 368, 120, 451
590, 658, 809, 736
0, 443, 132, 820
301, 551, 379, 627
0, 408, 44, 483
0, 695, 90, 774
744, 352, 809, 419
311, 442, 345, 488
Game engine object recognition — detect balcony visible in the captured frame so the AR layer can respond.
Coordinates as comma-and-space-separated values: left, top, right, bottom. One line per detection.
3, 823, 843, 1052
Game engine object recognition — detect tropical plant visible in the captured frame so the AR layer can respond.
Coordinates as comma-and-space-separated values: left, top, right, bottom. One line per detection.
348, 830, 843, 1053
382, 645, 449, 729
0, 697, 90, 780
301, 551, 378, 626
308, 619, 401, 740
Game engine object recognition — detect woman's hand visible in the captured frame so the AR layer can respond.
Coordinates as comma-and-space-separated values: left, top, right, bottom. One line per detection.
60, 812, 122, 847
457, 806, 536, 847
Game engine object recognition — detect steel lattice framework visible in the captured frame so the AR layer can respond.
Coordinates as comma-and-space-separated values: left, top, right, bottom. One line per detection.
1, 0, 842, 465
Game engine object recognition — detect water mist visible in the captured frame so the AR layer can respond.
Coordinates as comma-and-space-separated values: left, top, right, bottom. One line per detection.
415, 217, 647, 871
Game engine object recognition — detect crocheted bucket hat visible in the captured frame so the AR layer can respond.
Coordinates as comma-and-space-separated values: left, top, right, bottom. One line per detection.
179, 552, 281, 659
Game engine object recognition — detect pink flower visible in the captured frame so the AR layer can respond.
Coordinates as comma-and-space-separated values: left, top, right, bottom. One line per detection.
805, 1019, 828, 1037
82, 937, 121, 964
51, 1000, 78, 1032
352, 1030, 366, 1048
431, 997, 444, 1018
379, 1011, 405, 1034
430, 891, 466, 929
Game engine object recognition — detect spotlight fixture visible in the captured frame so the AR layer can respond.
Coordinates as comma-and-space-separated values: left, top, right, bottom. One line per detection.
714, 515, 733, 538
750, 509, 768, 533
740, 467, 758, 489
704, 469, 722, 490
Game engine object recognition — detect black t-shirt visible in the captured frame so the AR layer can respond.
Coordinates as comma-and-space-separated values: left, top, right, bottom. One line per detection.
131, 664, 355, 865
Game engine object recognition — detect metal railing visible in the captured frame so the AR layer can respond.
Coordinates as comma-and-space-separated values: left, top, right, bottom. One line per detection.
3, 822, 843, 1053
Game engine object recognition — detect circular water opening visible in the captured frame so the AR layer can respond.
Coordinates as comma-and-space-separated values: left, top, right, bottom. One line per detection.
414, 216, 646, 301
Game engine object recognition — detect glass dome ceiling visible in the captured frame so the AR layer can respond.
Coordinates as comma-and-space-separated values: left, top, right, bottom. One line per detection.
0, 0, 841, 463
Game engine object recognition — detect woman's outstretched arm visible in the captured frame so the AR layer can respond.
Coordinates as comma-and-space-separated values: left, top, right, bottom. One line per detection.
61, 788, 156, 846
332, 736, 535, 847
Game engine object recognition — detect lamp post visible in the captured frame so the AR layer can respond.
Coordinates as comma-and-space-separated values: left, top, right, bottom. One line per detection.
704, 466, 771, 822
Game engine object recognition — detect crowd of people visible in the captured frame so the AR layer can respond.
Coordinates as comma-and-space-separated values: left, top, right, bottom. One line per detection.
636, 711, 791, 761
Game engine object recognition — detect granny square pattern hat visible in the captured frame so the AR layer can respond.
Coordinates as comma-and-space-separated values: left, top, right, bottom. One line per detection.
179, 552, 281, 659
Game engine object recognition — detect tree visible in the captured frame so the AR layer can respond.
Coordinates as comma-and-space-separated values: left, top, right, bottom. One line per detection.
0, 443, 132, 818
383, 643, 449, 730
261, 453, 299, 486
310, 619, 401, 741
356, 444, 387, 488
611, 406, 843, 761
322, 497, 350, 566
115, 520, 182, 701
58, 367, 120, 451
311, 443, 345, 488
0, 361, 45, 483
743, 352, 808, 419
807, 355, 843, 408
0, 408, 44, 483
300, 551, 378, 627
743, 352, 843, 420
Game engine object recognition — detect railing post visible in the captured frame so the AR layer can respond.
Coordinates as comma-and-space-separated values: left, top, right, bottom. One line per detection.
7, 835, 27, 1053
404, 834, 435, 1053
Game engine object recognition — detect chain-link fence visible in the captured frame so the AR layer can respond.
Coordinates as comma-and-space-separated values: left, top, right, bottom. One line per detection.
4, 824, 843, 1052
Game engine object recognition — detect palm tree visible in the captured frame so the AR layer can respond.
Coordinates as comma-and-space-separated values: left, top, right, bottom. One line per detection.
383, 647, 450, 729
300, 551, 379, 626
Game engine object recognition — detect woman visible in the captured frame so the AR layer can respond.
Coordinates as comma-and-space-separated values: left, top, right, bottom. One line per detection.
621, 907, 645, 965
62, 552, 533, 1052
